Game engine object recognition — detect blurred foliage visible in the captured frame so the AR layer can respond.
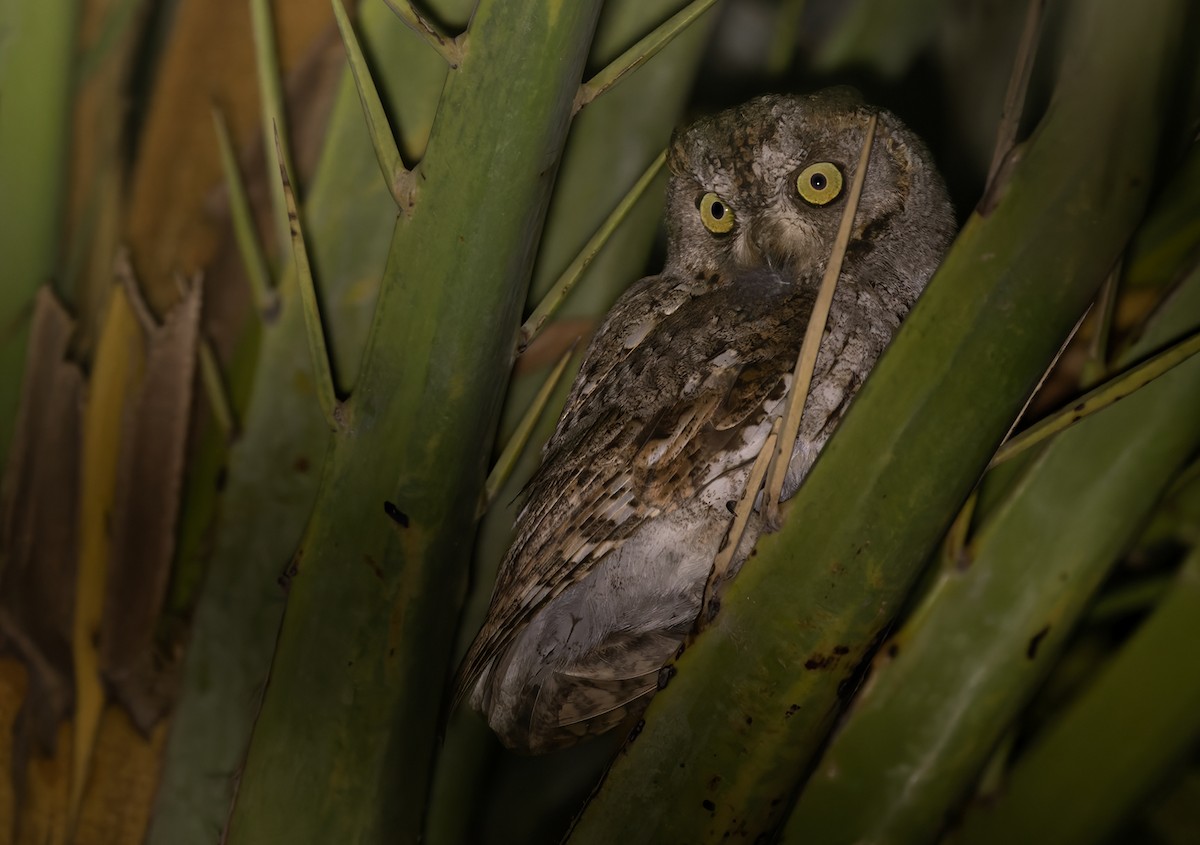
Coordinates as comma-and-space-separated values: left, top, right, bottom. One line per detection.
0, 0, 1196, 842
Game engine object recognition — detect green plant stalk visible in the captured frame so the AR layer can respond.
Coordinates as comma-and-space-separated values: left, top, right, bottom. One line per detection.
331, 0, 410, 204
526, 0, 713, 319
249, 0, 294, 251
305, 0, 476, 392
426, 2, 716, 839
382, 0, 461, 65
146, 2, 469, 841
787, 246, 1200, 845
225, 3, 602, 840
273, 128, 341, 428
577, 0, 717, 109
148, 265, 329, 845
990, 325, 1200, 467
567, 0, 1185, 840
196, 338, 236, 434
211, 105, 276, 317
0, 0, 77, 467
950, 544, 1200, 845
520, 149, 666, 347
164, 320, 261, 620
983, 0, 1044, 196
1082, 264, 1120, 383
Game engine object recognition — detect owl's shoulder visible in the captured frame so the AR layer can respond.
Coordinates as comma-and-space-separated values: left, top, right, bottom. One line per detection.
550, 271, 712, 443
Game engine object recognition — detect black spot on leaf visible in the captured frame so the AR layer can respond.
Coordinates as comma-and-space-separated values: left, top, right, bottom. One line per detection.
383, 501, 409, 527
1027, 625, 1050, 659
805, 653, 833, 670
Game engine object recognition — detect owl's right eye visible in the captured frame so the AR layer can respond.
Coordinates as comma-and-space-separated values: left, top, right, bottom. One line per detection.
697, 192, 735, 234
796, 162, 844, 206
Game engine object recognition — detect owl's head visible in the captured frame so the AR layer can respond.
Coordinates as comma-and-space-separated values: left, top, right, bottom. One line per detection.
664, 89, 953, 292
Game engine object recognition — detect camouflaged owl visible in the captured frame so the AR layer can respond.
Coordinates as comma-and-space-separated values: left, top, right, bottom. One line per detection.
455, 89, 955, 754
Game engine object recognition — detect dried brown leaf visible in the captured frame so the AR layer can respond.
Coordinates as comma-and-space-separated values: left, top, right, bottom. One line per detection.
71, 282, 146, 824
15, 715, 72, 845
123, 0, 334, 314
64, 0, 154, 351
71, 705, 168, 845
1, 658, 29, 840
0, 289, 84, 762
100, 277, 202, 732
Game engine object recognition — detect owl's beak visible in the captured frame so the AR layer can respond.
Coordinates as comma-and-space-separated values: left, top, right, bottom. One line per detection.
742, 212, 822, 274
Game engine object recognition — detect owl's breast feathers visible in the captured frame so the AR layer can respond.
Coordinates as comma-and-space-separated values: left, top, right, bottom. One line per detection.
453, 266, 821, 708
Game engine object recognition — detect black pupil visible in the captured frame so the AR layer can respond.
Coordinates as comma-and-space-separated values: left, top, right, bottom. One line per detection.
711, 201, 725, 219
810, 172, 827, 191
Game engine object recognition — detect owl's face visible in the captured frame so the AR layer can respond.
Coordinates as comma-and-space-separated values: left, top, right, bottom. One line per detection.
664, 89, 924, 279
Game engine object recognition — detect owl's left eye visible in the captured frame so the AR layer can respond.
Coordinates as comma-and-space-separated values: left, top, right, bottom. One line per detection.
796, 162, 844, 206
697, 192, 735, 234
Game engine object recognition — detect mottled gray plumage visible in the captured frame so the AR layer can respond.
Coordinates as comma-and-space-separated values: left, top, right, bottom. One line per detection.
455, 89, 955, 754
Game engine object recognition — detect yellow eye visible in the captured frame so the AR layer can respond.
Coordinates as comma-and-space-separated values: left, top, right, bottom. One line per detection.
698, 192, 735, 234
796, 162, 844, 206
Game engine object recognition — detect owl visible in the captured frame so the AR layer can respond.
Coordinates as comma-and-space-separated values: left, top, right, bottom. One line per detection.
455, 89, 955, 754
